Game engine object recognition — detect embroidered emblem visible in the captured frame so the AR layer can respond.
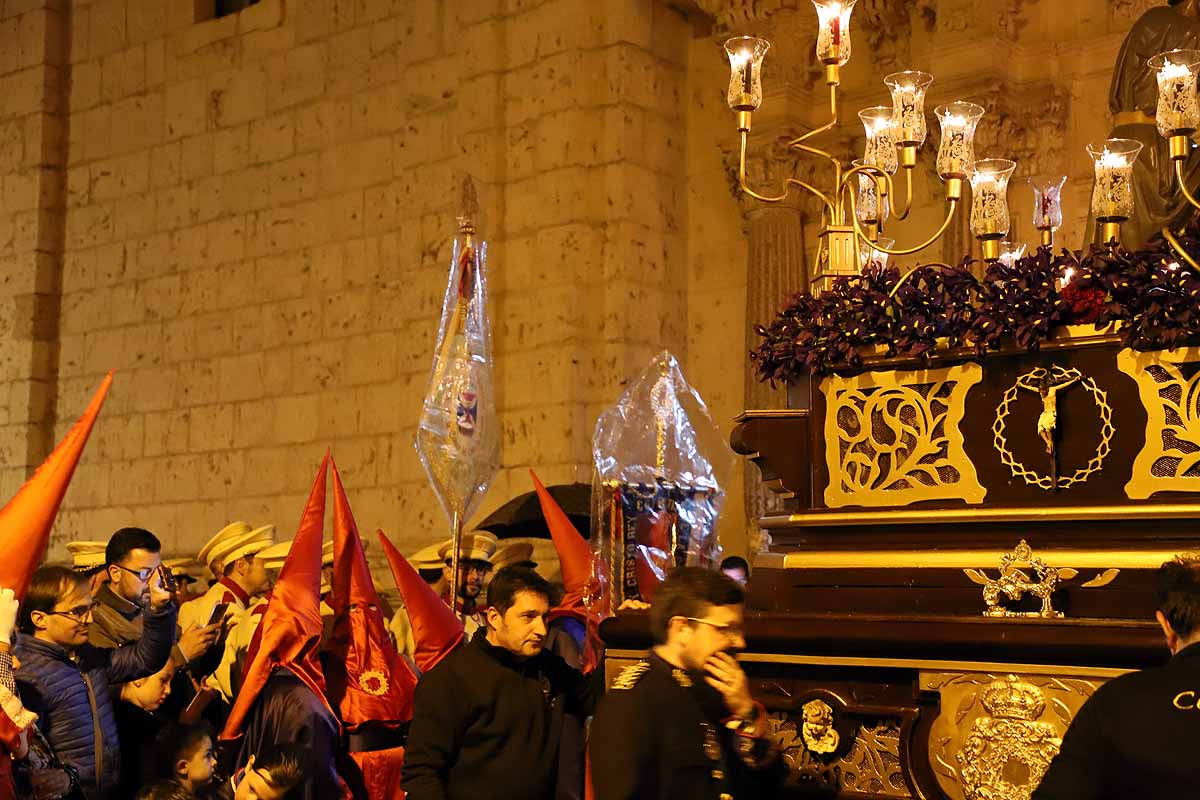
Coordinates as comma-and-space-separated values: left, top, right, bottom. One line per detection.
360, 669, 389, 697
612, 661, 650, 690
672, 668, 694, 688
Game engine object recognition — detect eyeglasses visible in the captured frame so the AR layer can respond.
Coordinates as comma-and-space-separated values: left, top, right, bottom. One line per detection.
47, 604, 97, 622
113, 563, 157, 582
685, 617, 745, 640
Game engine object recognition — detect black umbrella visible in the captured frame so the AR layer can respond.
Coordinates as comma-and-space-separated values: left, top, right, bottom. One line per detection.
476, 483, 592, 539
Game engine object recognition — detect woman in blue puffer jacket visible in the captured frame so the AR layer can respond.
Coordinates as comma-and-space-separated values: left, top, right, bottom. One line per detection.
14, 565, 177, 800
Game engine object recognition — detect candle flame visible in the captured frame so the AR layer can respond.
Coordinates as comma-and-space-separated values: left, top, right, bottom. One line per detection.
1097, 148, 1130, 168
1159, 61, 1193, 81
1062, 267, 1075, 285
942, 114, 968, 128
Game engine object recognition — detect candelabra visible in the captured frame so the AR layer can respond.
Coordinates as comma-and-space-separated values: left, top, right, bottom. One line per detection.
726, 1, 997, 291
728, 3, 1200, 289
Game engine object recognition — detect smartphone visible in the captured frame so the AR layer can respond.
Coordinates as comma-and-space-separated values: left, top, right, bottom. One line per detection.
206, 601, 230, 627
157, 564, 177, 593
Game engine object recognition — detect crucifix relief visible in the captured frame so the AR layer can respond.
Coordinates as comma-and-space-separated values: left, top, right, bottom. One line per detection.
1017, 367, 1081, 489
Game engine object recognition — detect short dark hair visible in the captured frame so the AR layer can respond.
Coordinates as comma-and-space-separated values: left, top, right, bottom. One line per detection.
649, 566, 745, 644
720, 555, 750, 574
486, 566, 550, 616
135, 782, 193, 800
106, 527, 161, 566
251, 743, 310, 793
154, 722, 213, 779
20, 566, 87, 634
1155, 554, 1200, 639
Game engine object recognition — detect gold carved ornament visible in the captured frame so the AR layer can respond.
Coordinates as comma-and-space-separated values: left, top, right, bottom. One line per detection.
1117, 347, 1200, 499
963, 539, 1120, 619
992, 366, 1114, 491
766, 709, 910, 797
822, 364, 986, 508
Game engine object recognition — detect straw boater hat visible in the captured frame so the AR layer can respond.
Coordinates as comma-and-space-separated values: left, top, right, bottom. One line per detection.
257, 539, 295, 571
164, 557, 200, 586
491, 541, 537, 572
67, 541, 109, 575
198, 522, 276, 577
409, 543, 445, 571
437, 531, 498, 565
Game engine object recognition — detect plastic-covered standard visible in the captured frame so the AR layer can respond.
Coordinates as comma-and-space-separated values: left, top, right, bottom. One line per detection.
591, 351, 726, 605
414, 199, 500, 527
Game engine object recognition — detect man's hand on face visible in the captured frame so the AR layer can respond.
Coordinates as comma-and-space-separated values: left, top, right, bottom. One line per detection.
177, 621, 223, 663
147, 566, 174, 612
703, 651, 755, 718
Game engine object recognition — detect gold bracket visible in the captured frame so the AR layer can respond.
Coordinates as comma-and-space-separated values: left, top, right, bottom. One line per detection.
1170, 133, 1190, 161
962, 539, 1121, 619
824, 63, 840, 86
980, 237, 1001, 262
899, 145, 918, 169
1100, 220, 1122, 244
944, 177, 963, 202
736, 110, 752, 133
1039, 228, 1053, 248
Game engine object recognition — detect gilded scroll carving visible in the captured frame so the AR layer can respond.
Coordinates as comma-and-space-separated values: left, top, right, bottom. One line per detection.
1118, 347, 1200, 499
821, 364, 986, 508
767, 712, 911, 797
923, 671, 1105, 800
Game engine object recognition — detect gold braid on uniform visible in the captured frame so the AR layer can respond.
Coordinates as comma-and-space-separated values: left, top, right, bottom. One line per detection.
612, 661, 650, 690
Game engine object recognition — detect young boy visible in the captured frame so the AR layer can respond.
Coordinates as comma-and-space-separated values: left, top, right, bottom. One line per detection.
155, 723, 218, 795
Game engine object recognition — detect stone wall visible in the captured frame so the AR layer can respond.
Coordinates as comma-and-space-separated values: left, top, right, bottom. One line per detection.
0, 0, 1161, 580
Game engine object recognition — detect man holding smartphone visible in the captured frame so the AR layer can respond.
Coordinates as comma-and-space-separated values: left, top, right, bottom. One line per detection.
90, 527, 223, 667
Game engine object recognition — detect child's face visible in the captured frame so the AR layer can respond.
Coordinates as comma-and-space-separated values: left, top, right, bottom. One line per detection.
179, 735, 217, 790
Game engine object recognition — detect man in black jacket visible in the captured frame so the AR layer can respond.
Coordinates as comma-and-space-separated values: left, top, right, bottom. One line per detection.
402, 566, 603, 800
1033, 553, 1200, 800
590, 567, 784, 800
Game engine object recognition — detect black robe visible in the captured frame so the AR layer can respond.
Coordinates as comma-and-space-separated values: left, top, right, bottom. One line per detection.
235, 668, 344, 800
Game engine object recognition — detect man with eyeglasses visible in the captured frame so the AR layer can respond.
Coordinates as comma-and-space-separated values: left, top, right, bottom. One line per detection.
590, 567, 784, 800
14, 564, 177, 799
91, 528, 222, 663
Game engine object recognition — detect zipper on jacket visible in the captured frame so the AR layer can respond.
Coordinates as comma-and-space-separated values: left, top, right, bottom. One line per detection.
80, 669, 104, 792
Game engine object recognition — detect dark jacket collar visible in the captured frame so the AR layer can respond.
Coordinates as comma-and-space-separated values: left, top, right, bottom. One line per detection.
15, 633, 72, 663
1173, 641, 1200, 661
96, 583, 141, 620
471, 628, 546, 673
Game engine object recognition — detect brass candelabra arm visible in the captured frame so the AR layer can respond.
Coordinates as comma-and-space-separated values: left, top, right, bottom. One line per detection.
785, 83, 839, 148
891, 167, 915, 221
1163, 225, 1200, 274
1176, 159, 1200, 212
738, 130, 836, 214
846, 189, 959, 257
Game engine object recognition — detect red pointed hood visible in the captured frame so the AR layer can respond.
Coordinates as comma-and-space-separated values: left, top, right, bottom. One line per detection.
221, 454, 334, 742
530, 470, 592, 620
328, 459, 417, 728
378, 530, 463, 673
0, 373, 112, 599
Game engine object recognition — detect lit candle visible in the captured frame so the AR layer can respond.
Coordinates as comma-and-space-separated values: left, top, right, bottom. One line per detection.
969, 158, 1017, 239
858, 106, 898, 174
1087, 140, 1143, 221
852, 159, 889, 224
885, 71, 934, 147
1149, 50, 1200, 137
724, 37, 770, 112
813, 0, 857, 66
996, 240, 1026, 268
1058, 266, 1075, 290
935, 102, 985, 179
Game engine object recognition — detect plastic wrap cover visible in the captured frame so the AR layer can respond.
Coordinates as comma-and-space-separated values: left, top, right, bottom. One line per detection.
414, 237, 501, 525
591, 351, 726, 603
